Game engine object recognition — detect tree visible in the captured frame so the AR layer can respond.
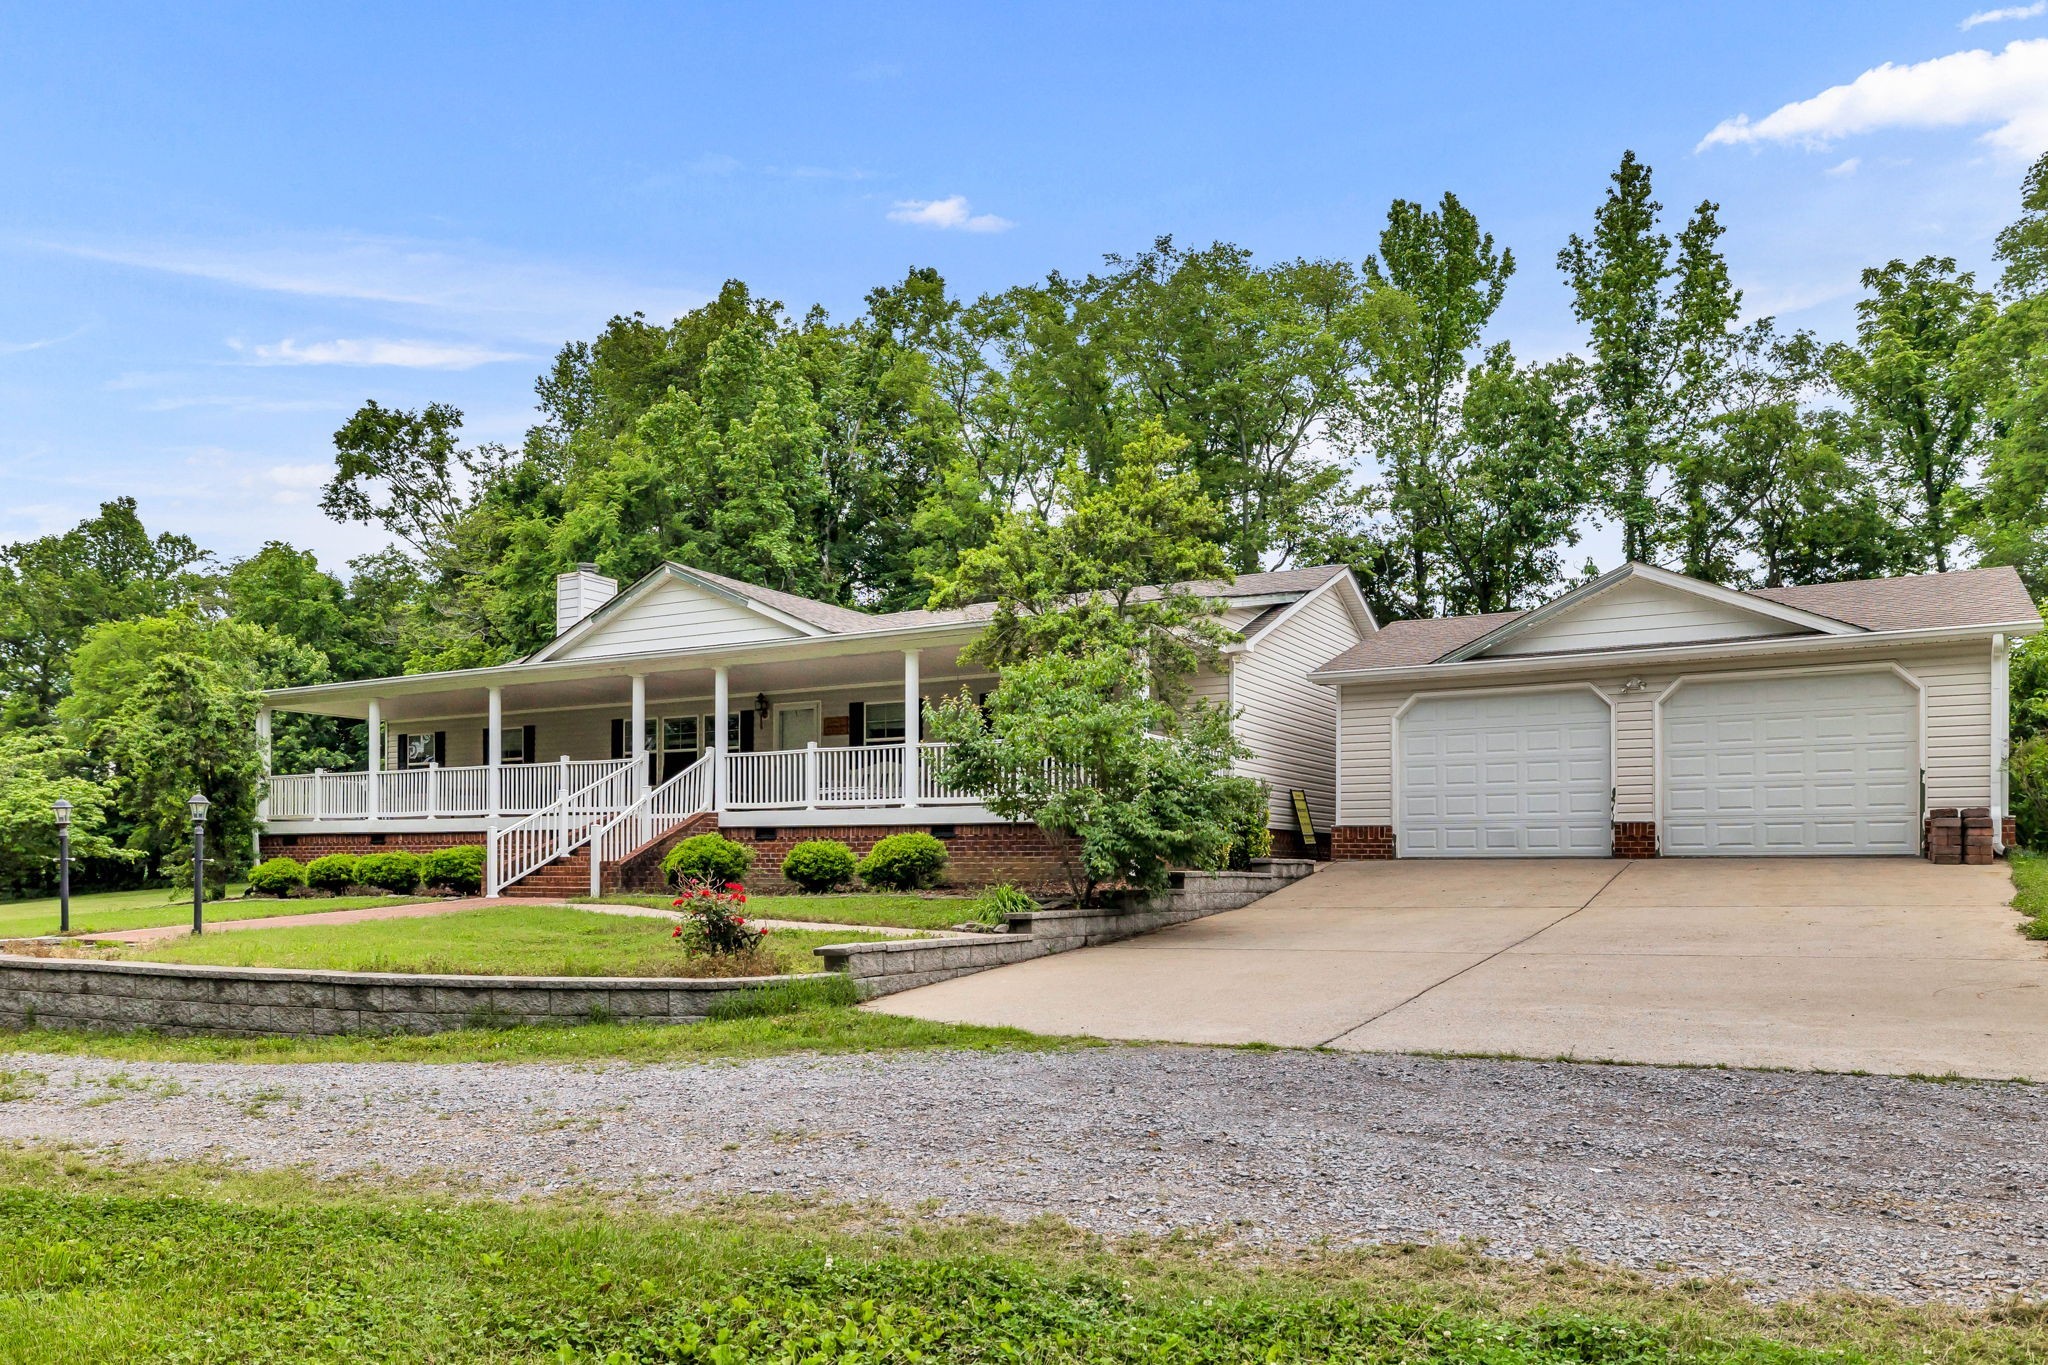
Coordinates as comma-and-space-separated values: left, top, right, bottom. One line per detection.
1558, 151, 1743, 564
1829, 256, 1997, 573
925, 421, 1261, 900
1970, 151, 2048, 596
323, 401, 506, 570
1357, 192, 1516, 616
0, 499, 211, 727
0, 730, 124, 896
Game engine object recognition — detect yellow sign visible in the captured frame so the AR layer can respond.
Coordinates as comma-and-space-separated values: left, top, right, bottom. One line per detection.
1290, 789, 1316, 842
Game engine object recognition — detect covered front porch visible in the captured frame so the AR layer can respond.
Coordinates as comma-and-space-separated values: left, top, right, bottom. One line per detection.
260, 632, 1005, 893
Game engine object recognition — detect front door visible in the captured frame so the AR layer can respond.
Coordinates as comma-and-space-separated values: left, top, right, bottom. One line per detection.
773, 703, 821, 751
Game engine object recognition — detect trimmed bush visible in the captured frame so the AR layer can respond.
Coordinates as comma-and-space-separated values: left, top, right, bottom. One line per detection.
1225, 783, 1276, 870
780, 839, 857, 893
421, 844, 486, 895
245, 856, 307, 897
305, 854, 360, 893
662, 832, 754, 886
856, 832, 949, 890
354, 850, 423, 895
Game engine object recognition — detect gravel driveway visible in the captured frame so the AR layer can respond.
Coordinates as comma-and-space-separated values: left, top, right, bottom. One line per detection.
3, 1046, 2042, 1303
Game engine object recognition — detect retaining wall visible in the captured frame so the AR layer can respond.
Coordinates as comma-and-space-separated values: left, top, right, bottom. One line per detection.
815, 859, 1316, 997
0, 955, 831, 1037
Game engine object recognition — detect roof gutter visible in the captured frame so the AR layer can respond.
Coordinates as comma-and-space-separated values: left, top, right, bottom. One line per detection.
1307, 618, 2045, 686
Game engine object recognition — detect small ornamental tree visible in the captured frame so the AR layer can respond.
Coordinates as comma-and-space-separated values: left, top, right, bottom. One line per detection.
926, 422, 1261, 902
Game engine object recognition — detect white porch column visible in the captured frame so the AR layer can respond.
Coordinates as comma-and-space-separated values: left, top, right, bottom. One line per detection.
712, 665, 730, 814
254, 706, 272, 864
630, 673, 648, 797
365, 698, 383, 820
902, 648, 921, 806
486, 685, 503, 823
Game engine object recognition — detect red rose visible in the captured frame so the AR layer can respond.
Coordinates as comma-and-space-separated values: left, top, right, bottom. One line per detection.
725, 882, 743, 892
670, 898, 686, 907
671, 925, 683, 938
734, 916, 744, 925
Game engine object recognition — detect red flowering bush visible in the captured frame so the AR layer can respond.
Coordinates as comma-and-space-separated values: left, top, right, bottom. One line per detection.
670, 877, 768, 956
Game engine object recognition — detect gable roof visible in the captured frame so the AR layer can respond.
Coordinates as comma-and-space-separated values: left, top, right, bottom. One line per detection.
1311, 564, 2041, 678
528, 560, 1363, 662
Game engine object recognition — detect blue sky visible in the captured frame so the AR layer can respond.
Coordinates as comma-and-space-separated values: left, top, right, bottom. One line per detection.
4, 2, 2046, 568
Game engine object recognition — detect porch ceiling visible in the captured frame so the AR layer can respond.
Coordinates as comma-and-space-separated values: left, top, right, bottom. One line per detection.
269, 641, 985, 722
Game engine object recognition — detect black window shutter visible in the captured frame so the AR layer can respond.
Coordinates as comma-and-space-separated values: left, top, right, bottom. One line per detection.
479, 728, 488, 761
739, 711, 755, 753
434, 732, 447, 765
395, 734, 410, 770
610, 718, 625, 760
847, 702, 865, 748
522, 724, 537, 763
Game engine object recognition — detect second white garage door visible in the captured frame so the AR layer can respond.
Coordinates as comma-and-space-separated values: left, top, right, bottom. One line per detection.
1660, 670, 1919, 855
1398, 690, 1612, 856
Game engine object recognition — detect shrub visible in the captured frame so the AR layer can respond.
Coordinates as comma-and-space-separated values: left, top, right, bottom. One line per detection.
662, 833, 754, 886
857, 832, 949, 890
355, 850, 422, 894
669, 879, 763, 955
244, 857, 306, 897
421, 844, 486, 895
780, 839, 856, 892
304, 854, 359, 893
965, 882, 1036, 924
2013, 735, 2048, 851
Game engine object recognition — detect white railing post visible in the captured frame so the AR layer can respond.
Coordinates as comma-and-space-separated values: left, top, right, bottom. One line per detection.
557, 755, 571, 856
365, 698, 382, 820
427, 761, 439, 818
630, 673, 648, 802
901, 648, 921, 808
805, 741, 819, 809
712, 665, 730, 815
487, 685, 503, 825
313, 768, 326, 819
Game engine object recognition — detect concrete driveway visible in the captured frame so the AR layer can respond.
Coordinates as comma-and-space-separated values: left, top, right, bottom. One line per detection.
871, 858, 2048, 1079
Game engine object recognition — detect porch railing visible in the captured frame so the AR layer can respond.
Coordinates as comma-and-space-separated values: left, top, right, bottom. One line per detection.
585, 754, 716, 896
487, 761, 642, 896
721, 742, 984, 811
268, 759, 632, 821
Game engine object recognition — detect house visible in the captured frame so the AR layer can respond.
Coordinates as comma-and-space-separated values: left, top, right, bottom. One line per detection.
257, 561, 1376, 895
1308, 562, 2041, 861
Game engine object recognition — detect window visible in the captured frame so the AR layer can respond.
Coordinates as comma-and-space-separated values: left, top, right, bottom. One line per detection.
499, 728, 529, 764
864, 701, 906, 743
399, 733, 442, 768
661, 716, 698, 754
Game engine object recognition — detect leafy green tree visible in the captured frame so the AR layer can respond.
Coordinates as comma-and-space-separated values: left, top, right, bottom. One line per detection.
1558, 151, 1743, 564
0, 730, 124, 896
1970, 152, 2048, 595
0, 499, 211, 726
1829, 257, 1998, 573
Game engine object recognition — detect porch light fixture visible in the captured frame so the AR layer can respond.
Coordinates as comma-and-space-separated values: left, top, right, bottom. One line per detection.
188, 792, 210, 935
52, 799, 71, 934
754, 692, 771, 725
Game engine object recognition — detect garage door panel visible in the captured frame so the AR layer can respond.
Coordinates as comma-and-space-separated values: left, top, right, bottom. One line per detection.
1661, 671, 1918, 856
1400, 690, 1611, 858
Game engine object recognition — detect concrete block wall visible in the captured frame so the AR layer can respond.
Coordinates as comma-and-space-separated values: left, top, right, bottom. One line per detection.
815, 860, 1316, 997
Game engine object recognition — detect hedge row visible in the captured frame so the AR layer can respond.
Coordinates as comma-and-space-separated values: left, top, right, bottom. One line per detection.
659, 832, 950, 893
244, 845, 486, 897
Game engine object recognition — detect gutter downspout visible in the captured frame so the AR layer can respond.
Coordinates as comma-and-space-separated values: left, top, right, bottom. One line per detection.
1993, 633, 2010, 854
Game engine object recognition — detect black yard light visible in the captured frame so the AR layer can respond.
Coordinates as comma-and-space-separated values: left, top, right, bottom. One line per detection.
52, 799, 71, 934
189, 792, 210, 935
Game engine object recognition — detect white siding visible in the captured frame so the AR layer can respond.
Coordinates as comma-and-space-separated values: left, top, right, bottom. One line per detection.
1338, 640, 1999, 829
1230, 586, 1364, 831
1488, 578, 1811, 657
554, 576, 803, 659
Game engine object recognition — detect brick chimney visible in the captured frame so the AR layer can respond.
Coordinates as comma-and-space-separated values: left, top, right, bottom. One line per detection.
555, 564, 617, 636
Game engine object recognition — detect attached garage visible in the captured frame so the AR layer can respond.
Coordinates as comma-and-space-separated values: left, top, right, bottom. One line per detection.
1397, 689, 1611, 857
1659, 670, 1919, 855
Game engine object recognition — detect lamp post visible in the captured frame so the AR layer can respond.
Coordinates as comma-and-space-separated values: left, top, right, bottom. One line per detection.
188, 792, 210, 936
52, 799, 71, 935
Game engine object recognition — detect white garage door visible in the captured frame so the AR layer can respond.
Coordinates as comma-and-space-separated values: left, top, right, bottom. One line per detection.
1660, 671, 1918, 855
1398, 691, 1612, 857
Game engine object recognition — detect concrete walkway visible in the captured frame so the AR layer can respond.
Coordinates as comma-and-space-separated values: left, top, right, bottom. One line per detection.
870, 857, 2048, 1079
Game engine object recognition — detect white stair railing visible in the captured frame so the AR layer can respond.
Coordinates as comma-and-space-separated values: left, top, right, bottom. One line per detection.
583, 754, 715, 896
487, 759, 641, 896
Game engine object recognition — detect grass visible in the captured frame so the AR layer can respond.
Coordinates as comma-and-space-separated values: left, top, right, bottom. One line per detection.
2011, 850, 2048, 940
0, 885, 420, 940
585, 890, 984, 930
0, 1147, 2043, 1363
89, 904, 899, 978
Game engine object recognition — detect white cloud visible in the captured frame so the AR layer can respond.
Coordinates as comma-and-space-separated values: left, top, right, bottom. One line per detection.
886, 195, 1015, 233
1962, 2, 2045, 29
233, 337, 529, 369
1824, 156, 1862, 176
1698, 37, 2048, 157
0, 323, 89, 355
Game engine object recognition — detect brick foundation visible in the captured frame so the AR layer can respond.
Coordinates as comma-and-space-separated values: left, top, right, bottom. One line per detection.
1267, 829, 1331, 861
2003, 815, 2019, 852
606, 820, 1071, 895
1331, 825, 1396, 859
1611, 821, 1659, 858
261, 830, 484, 861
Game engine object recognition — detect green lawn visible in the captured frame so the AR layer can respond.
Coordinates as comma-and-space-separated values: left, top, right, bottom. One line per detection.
0, 1148, 2037, 1363
105, 904, 897, 978
0, 886, 419, 940
2012, 851, 2047, 939
585, 890, 983, 930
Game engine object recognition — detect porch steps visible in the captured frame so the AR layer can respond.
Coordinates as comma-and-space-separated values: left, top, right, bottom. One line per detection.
501, 847, 595, 899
